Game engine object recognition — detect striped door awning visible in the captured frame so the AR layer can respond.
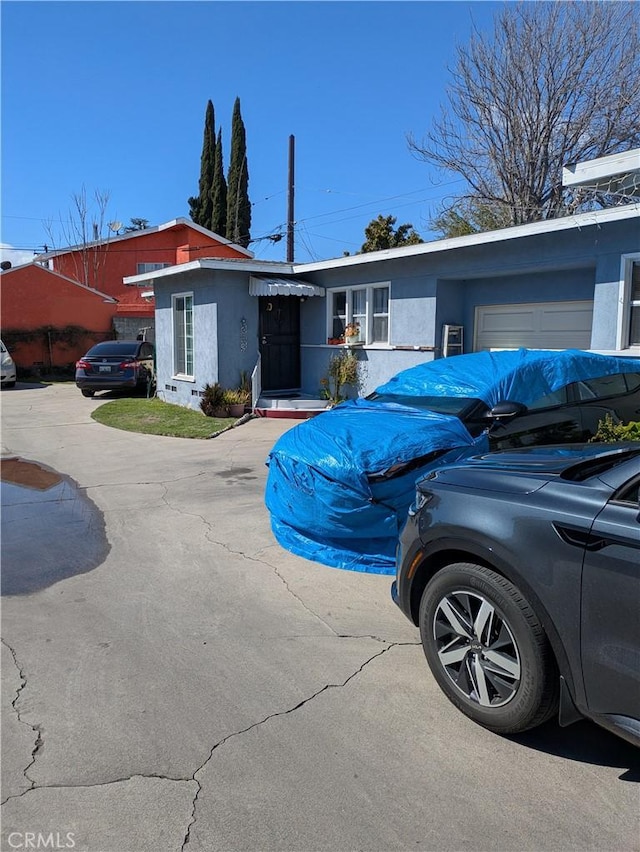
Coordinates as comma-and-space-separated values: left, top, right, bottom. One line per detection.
249, 275, 325, 297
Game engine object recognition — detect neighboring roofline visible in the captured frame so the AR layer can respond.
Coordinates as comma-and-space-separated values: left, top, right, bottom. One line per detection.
0, 261, 117, 301
33, 217, 254, 261
562, 148, 640, 188
123, 203, 639, 286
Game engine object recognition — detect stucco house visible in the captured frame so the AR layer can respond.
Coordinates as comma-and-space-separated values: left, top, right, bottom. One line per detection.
125, 201, 639, 414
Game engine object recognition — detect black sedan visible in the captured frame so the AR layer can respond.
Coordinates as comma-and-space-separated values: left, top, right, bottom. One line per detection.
75, 340, 156, 398
392, 443, 640, 746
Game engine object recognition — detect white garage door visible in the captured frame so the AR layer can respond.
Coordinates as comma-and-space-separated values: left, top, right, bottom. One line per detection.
474, 300, 594, 351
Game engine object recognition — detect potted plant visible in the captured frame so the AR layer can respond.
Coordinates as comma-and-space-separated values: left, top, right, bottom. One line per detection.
344, 322, 361, 344
222, 388, 247, 418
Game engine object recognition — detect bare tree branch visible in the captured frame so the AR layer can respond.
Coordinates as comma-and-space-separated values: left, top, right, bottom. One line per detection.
43, 186, 113, 289
409, 2, 640, 229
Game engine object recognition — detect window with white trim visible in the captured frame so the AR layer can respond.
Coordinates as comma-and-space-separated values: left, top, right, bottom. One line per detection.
629, 261, 640, 346
327, 284, 390, 344
173, 293, 194, 377
619, 254, 640, 348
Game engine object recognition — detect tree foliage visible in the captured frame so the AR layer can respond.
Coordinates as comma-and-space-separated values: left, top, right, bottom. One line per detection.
431, 200, 512, 239
124, 218, 149, 232
211, 128, 227, 237
226, 97, 251, 248
359, 215, 423, 253
410, 2, 640, 231
188, 100, 216, 228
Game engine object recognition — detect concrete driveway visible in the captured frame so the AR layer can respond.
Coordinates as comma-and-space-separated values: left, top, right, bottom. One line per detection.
1, 383, 638, 852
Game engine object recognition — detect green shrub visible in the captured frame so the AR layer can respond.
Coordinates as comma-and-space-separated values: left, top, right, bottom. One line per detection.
200, 383, 226, 417
320, 351, 361, 405
590, 414, 640, 443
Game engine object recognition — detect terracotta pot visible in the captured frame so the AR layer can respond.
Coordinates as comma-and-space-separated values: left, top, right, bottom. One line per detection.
228, 403, 245, 418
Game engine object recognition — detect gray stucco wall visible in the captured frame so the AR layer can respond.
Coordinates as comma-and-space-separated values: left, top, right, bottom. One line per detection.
300, 344, 435, 399
591, 252, 626, 350
154, 269, 259, 409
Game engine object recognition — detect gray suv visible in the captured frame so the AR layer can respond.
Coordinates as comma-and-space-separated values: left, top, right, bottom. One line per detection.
392, 443, 640, 746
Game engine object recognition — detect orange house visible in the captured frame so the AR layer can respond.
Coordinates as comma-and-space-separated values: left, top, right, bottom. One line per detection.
38, 218, 253, 299
0, 264, 117, 371
2, 219, 254, 371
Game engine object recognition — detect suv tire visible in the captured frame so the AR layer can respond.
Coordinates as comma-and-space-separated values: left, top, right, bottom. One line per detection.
419, 562, 559, 734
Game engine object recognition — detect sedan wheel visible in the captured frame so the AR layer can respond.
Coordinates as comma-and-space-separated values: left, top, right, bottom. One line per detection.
81, 389, 95, 398
419, 562, 558, 733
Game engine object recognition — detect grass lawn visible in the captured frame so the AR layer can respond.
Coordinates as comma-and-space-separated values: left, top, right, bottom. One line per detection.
91, 397, 240, 438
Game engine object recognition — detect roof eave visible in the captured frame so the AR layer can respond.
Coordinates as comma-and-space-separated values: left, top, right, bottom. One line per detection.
562, 148, 640, 188
34, 217, 254, 261
124, 258, 295, 286
292, 204, 640, 273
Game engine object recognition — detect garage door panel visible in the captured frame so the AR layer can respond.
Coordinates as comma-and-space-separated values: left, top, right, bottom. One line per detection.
541, 306, 593, 332
479, 311, 535, 332
475, 301, 593, 351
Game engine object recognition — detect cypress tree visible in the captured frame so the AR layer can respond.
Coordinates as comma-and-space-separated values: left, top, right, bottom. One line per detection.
226, 97, 251, 247
211, 128, 227, 237
188, 100, 215, 228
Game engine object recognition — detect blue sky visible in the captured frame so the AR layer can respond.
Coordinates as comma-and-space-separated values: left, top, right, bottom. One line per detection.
1, 1, 502, 265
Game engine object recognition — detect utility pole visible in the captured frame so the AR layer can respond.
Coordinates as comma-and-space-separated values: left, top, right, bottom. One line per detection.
287, 135, 295, 263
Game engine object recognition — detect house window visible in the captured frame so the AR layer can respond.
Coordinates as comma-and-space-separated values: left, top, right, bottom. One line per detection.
372, 286, 389, 342
327, 284, 390, 345
137, 262, 171, 275
331, 291, 347, 339
630, 261, 640, 346
618, 255, 640, 349
173, 293, 194, 377
351, 289, 366, 343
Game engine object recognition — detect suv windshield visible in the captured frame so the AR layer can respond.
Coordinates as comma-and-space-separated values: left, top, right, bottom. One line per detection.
367, 393, 480, 417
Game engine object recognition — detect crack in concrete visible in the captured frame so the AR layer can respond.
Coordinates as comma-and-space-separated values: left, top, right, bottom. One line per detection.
180, 643, 398, 849
80, 469, 212, 494
1, 638, 43, 804
1, 640, 412, 852
1, 773, 195, 803
155, 483, 342, 636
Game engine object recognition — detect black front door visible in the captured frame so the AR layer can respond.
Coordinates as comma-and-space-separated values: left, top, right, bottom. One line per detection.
259, 296, 301, 391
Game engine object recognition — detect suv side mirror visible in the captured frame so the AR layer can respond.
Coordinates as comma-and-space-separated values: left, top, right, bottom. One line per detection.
486, 401, 528, 420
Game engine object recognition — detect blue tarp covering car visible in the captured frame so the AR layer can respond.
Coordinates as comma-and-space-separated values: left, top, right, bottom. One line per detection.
265, 349, 640, 575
